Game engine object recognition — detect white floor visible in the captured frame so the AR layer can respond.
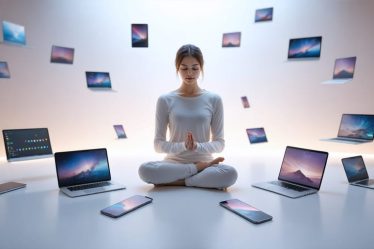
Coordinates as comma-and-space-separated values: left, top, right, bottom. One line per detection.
0, 147, 373, 249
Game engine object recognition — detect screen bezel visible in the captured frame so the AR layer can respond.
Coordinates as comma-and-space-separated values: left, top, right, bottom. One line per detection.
337, 114, 374, 141
85, 71, 112, 88
277, 146, 328, 190
341, 156, 369, 183
246, 127, 268, 144
2, 128, 53, 161
287, 36, 322, 59
54, 148, 112, 188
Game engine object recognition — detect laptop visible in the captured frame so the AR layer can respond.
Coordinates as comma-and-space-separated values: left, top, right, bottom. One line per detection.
327, 114, 374, 144
252, 146, 329, 198
2, 128, 53, 161
322, 56, 357, 85
54, 148, 125, 197
0, 182, 26, 195
341, 156, 374, 189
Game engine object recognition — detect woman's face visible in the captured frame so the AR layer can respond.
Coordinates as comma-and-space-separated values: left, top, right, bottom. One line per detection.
178, 56, 201, 85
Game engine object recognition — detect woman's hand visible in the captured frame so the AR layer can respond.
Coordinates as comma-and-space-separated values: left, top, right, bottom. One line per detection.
185, 132, 197, 151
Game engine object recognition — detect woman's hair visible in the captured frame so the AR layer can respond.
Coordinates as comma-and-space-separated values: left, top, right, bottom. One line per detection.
175, 44, 204, 74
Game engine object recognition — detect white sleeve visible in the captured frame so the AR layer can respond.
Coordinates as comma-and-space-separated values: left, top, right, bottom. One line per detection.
195, 96, 225, 153
154, 96, 186, 154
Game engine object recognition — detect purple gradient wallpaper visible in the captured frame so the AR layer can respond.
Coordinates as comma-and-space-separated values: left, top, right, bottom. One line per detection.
55, 149, 111, 187
51, 45, 74, 64
342, 156, 369, 182
241, 96, 250, 108
222, 32, 241, 47
102, 195, 151, 216
0, 61, 10, 78
338, 114, 374, 140
86, 72, 111, 88
333, 57, 356, 79
132, 24, 148, 47
113, 125, 127, 138
246, 128, 267, 143
279, 147, 328, 189
288, 36, 322, 58
255, 7, 273, 22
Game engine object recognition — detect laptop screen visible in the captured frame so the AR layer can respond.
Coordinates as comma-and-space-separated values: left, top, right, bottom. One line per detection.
278, 146, 328, 189
338, 114, 374, 140
341, 156, 369, 183
2, 128, 53, 161
55, 148, 111, 188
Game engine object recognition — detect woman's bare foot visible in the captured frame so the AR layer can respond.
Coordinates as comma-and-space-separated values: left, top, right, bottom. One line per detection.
195, 157, 225, 172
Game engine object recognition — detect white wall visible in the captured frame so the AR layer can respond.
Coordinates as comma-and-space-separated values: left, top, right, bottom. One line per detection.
0, 0, 373, 159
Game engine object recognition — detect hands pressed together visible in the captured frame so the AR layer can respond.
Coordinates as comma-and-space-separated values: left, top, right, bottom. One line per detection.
185, 131, 197, 151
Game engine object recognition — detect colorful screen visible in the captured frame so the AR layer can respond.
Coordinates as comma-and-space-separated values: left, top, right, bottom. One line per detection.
288, 36, 322, 58
222, 32, 241, 47
338, 114, 374, 140
278, 147, 328, 189
102, 195, 151, 216
342, 156, 369, 182
86, 72, 112, 88
333, 57, 356, 79
246, 128, 268, 143
3, 128, 52, 160
113, 125, 127, 138
241, 96, 250, 108
55, 149, 111, 187
51, 45, 75, 64
132, 24, 148, 47
221, 199, 271, 222
255, 7, 273, 22
2, 20, 26, 45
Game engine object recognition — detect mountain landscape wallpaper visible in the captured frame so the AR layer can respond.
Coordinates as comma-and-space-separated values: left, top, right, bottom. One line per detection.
333, 57, 356, 79
56, 149, 111, 187
50, 45, 75, 64
279, 147, 328, 188
338, 114, 374, 139
255, 7, 273, 22
222, 32, 241, 47
342, 156, 369, 182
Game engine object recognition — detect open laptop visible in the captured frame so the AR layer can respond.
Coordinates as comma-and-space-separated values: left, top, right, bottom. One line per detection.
252, 146, 329, 198
2, 128, 53, 161
327, 114, 374, 144
341, 156, 374, 189
54, 148, 125, 197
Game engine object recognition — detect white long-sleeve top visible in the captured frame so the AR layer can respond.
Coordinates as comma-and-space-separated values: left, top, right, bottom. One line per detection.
154, 90, 225, 163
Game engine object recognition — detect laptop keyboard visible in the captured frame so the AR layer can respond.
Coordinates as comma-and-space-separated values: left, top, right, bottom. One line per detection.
271, 181, 308, 192
356, 179, 374, 186
68, 182, 111, 191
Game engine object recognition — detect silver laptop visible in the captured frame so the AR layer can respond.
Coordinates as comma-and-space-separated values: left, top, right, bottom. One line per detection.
252, 146, 329, 198
54, 148, 125, 197
341, 156, 374, 189
328, 114, 374, 144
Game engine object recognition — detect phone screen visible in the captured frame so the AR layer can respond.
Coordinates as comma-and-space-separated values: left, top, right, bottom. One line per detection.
220, 199, 272, 224
101, 195, 152, 218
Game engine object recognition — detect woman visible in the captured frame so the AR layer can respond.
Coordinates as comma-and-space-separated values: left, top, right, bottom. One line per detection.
138, 44, 237, 189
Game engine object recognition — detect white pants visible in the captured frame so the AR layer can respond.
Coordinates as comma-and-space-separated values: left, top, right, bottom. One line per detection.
138, 161, 238, 189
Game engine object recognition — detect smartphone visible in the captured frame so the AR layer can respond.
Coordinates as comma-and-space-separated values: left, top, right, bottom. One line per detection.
101, 195, 153, 218
220, 198, 272, 224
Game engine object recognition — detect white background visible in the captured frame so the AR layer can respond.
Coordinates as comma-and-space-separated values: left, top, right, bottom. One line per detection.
0, 0, 373, 158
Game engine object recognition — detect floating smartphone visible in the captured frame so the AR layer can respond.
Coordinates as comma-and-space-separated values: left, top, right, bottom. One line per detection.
220, 198, 272, 224
101, 195, 153, 218
0, 182, 26, 194
241, 96, 250, 108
